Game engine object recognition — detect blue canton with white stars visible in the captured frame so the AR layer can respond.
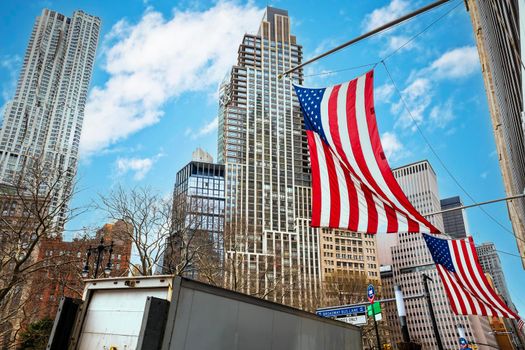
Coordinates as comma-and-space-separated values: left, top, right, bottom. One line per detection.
423, 234, 456, 272
293, 85, 328, 144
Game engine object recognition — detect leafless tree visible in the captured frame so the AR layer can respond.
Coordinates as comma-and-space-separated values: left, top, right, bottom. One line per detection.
97, 186, 172, 276
0, 155, 83, 348
320, 270, 371, 307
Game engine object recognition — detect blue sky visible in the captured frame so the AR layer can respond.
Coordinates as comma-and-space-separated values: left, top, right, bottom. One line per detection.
1, 0, 524, 315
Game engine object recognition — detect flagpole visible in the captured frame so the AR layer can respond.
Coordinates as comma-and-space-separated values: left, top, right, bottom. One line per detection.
279, 0, 454, 78
424, 193, 525, 217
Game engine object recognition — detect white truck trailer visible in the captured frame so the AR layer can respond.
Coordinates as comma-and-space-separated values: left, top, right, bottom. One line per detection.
47, 276, 362, 350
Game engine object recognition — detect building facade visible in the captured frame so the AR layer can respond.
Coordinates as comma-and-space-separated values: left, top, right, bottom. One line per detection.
0, 9, 100, 224
467, 0, 525, 267
477, 242, 525, 349
380, 160, 497, 349
163, 150, 225, 280
217, 6, 382, 311
31, 220, 132, 321
218, 7, 324, 309
441, 196, 469, 239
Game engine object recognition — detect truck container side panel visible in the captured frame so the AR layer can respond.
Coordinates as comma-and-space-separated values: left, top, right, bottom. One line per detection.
166, 285, 362, 350
300, 317, 325, 349
270, 311, 301, 350
171, 288, 240, 349
237, 302, 274, 350
78, 288, 168, 350
323, 321, 347, 349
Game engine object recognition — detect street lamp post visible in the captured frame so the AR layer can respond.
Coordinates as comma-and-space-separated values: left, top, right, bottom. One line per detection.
422, 274, 444, 350
81, 238, 114, 279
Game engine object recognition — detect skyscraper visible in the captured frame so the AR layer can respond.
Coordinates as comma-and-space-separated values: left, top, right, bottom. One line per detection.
218, 7, 322, 309
380, 160, 497, 349
476, 242, 525, 349
441, 196, 469, 239
0, 9, 100, 221
467, 0, 525, 268
476, 242, 512, 304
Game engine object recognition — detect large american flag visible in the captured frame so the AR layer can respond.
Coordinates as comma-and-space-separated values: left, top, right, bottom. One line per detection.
423, 233, 522, 323
293, 71, 439, 234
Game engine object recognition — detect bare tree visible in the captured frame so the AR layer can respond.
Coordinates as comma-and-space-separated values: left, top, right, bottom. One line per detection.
97, 186, 172, 276
320, 270, 370, 307
0, 155, 82, 348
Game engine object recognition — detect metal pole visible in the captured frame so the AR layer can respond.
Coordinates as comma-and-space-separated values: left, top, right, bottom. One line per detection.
424, 193, 525, 217
93, 238, 104, 278
422, 274, 444, 350
373, 311, 381, 350
279, 0, 452, 78
395, 285, 411, 343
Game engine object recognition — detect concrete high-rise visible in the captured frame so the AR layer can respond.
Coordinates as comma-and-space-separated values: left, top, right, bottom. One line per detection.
467, 0, 525, 268
218, 7, 322, 309
0, 9, 100, 222
476, 242, 525, 349
380, 160, 497, 349
441, 196, 469, 239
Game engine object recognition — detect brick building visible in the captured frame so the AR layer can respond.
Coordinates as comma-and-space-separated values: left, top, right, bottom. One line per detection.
30, 220, 132, 321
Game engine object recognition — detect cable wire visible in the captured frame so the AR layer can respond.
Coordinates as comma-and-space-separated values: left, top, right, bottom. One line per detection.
302, 0, 462, 78
381, 60, 525, 245
381, 0, 463, 62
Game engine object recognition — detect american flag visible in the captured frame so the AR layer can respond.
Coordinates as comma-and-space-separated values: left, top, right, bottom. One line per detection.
293, 71, 439, 234
423, 233, 522, 323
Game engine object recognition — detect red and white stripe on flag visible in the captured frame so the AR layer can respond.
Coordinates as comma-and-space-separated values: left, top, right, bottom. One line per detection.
424, 233, 522, 320
294, 70, 440, 234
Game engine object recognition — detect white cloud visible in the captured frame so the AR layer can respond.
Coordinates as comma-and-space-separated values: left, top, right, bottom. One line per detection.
196, 117, 218, 137
393, 78, 432, 131
392, 46, 479, 132
362, 0, 411, 32
429, 46, 479, 79
116, 152, 164, 180
380, 35, 416, 56
375, 83, 395, 103
185, 116, 218, 139
81, 3, 263, 157
381, 131, 409, 162
429, 99, 455, 129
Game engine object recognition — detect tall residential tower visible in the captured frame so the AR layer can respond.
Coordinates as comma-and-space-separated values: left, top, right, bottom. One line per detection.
218, 7, 322, 309
0, 9, 100, 220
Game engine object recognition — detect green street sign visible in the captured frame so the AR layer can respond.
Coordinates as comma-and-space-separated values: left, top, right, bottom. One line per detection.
367, 301, 381, 316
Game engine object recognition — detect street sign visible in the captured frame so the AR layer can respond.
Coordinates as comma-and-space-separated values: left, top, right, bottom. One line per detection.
316, 305, 366, 318
367, 284, 375, 303
367, 301, 381, 316
337, 315, 367, 326
459, 337, 468, 349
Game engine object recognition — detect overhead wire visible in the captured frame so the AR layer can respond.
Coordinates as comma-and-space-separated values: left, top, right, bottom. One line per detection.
298, 0, 525, 257
301, 0, 463, 78
381, 60, 525, 247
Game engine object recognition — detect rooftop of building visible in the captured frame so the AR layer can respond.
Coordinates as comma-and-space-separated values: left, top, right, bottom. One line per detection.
440, 196, 463, 207
392, 159, 436, 176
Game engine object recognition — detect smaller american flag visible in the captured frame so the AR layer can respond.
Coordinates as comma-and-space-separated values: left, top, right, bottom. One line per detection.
423, 233, 522, 322
518, 318, 524, 331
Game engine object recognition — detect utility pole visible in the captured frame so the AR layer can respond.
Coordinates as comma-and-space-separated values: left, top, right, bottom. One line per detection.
422, 274, 444, 350
373, 311, 381, 350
